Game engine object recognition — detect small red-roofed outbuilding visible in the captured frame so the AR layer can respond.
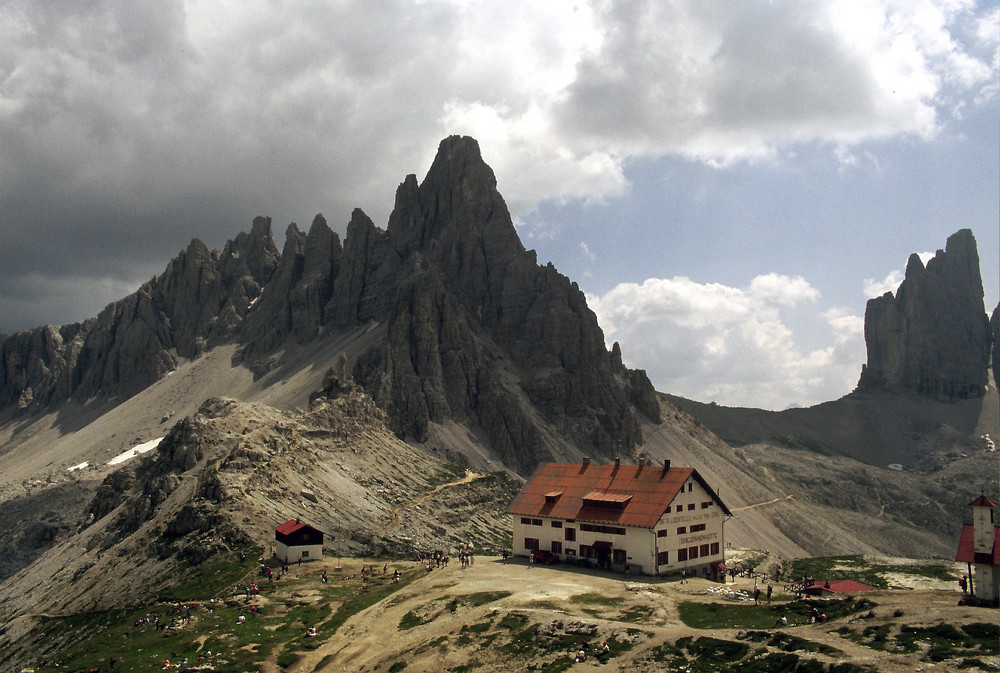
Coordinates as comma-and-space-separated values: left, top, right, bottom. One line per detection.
275, 519, 324, 564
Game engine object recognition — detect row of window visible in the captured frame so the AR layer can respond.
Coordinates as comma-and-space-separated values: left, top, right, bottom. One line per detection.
527, 539, 721, 567
677, 542, 720, 562
579, 523, 625, 535
526, 540, 629, 564
523, 499, 713, 528
525, 539, 623, 562
656, 542, 721, 565
657, 522, 708, 537
670, 500, 715, 513
523, 511, 713, 537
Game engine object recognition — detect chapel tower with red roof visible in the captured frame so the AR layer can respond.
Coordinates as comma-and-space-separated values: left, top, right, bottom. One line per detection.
955, 493, 999, 605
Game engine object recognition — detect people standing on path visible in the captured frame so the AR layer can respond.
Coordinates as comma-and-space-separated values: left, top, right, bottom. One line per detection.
766, 584, 773, 602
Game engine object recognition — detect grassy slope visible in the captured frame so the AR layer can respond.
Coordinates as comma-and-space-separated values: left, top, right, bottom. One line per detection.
5, 552, 994, 673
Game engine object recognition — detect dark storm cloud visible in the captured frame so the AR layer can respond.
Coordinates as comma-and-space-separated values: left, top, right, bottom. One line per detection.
0, 0, 994, 343
0, 0, 463, 333
553, 0, 989, 159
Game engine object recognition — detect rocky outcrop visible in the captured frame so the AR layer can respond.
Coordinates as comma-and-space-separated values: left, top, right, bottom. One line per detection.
858, 229, 991, 400
1, 136, 658, 473
0, 218, 279, 408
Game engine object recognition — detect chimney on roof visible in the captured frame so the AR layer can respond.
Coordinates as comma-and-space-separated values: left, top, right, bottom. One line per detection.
296, 517, 300, 524
614, 457, 620, 468
583, 457, 590, 467
663, 459, 671, 473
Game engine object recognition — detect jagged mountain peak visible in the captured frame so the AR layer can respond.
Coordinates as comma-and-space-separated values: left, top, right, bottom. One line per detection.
387, 135, 523, 265
0, 137, 658, 474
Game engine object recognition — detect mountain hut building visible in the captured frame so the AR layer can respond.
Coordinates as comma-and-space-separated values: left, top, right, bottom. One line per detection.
508, 459, 732, 578
955, 494, 1000, 605
275, 519, 324, 563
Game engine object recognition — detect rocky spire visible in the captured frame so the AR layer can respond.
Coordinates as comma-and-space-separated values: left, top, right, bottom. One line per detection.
858, 229, 991, 400
350, 135, 660, 471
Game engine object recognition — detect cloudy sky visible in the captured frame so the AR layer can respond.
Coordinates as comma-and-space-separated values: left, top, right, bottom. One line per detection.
2, 0, 997, 409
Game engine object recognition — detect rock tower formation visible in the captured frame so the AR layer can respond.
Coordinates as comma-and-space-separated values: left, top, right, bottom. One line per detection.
858, 229, 991, 400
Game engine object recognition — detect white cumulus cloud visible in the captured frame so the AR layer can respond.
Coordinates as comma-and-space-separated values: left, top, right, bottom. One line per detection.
863, 251, 936, 297
589, 273, 865, 409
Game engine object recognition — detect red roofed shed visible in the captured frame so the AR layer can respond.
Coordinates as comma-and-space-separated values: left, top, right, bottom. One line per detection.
274, 519, 324, 564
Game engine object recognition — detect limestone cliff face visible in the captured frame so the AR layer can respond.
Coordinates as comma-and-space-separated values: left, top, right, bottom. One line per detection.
343, 137, 657, 471
991, 302, 1000, 387
858, 229, 991, 400
0, 217, 279, 407
0, 137, 658, 473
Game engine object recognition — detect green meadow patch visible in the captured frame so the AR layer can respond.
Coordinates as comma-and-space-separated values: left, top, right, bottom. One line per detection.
834, 620, 1000, 663
785, 555, 957, 590
10, 557, 422, 672
679, 595, 874, 631
640, 635, 869, 673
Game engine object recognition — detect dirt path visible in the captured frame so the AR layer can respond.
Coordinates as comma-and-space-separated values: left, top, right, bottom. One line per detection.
732, 494, 794, 511
379, 470, 484, 533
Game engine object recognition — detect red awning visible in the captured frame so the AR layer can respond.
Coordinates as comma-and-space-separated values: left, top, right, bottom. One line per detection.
803, 579, 876, 594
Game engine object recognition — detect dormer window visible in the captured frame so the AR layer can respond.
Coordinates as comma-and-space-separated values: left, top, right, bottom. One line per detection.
581, 490, 633, 510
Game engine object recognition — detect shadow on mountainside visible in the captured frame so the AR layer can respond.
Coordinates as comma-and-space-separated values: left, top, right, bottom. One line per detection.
665, 383, 995, 470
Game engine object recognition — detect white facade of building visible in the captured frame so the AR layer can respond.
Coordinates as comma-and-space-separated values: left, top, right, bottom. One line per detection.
275, 539, 323, 564
510, 463, 729, 578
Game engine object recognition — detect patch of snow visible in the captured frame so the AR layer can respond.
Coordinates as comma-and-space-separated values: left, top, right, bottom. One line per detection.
67, 461, 89, 472
108, 437, 164, 466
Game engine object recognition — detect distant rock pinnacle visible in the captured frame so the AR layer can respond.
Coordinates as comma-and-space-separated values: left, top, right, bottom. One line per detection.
858, 229, 991, 400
